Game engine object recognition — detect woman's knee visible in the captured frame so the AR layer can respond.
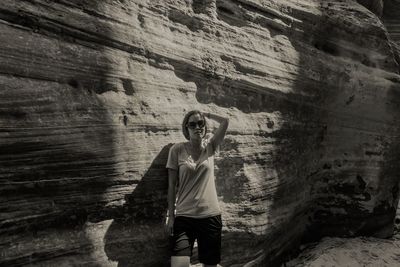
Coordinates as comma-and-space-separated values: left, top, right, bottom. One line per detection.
171, 256, 190, 267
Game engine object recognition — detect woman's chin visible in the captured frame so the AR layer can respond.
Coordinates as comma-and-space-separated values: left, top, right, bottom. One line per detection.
191, 134, 203, 140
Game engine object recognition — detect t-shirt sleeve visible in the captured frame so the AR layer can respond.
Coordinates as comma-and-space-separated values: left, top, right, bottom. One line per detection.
166, 144, 179, 170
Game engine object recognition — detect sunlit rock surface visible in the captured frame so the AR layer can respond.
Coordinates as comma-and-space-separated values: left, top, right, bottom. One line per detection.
1, 0, 400, 266
286, 235, 400, 267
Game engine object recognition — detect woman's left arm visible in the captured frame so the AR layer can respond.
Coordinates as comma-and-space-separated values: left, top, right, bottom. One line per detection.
205, 112, 229, 149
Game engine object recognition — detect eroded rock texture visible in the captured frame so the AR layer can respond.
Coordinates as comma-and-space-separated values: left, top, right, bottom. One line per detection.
383, 0, 400, 68
286, 236, 400, 267
357, 0, 383, 16
1, 0, 400, 266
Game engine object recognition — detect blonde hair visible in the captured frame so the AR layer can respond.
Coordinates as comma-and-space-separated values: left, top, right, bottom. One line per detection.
181, 110, 208, 140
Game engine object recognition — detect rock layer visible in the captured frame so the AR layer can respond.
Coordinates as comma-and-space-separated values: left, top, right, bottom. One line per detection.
383, 0, 400, 44
383, 0, 400, 70
357, 0, 383, 16
286, 236, 400, 267
1, 0, 400, 266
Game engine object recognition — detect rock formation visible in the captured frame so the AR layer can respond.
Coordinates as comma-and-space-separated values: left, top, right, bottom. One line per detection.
383, 0, 400, 67
286, 235, 400, 266
1, 0, 400, 266
357, 0, 384, 16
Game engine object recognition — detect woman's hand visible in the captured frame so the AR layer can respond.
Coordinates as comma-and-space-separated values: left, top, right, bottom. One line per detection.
165, 216, 175, 236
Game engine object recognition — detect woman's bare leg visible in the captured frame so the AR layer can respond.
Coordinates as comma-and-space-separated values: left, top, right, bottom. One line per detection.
171, 256, 190, 267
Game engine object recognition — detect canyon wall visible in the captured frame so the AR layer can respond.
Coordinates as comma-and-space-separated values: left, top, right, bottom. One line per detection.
383, 0, 400, 67
383, 0, 400, 44
1, 0, 400, 266
382, 0, 400, 236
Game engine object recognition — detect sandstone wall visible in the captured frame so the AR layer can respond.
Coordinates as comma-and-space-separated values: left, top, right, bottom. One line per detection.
383, 0, 400, 44
1, 0, 400, 266
383, 0, 400, 69
357, 0, 384, 16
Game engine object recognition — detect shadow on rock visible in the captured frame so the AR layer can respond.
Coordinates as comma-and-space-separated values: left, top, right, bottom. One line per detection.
104, 144, 172, 267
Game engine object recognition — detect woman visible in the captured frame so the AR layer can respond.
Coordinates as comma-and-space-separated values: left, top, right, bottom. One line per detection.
165, 110, 229, 267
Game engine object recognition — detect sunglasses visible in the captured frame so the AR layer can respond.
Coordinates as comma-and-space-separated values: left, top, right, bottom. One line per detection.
187, 120, 205, 129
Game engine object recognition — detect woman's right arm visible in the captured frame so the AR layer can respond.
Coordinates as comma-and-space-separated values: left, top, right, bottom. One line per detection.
166, 168, 178, 236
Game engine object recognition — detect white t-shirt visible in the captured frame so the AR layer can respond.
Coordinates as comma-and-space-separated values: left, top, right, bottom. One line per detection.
166, 138, 221, 218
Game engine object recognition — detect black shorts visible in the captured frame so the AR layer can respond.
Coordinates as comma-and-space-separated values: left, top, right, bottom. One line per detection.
170, 215, 222, 265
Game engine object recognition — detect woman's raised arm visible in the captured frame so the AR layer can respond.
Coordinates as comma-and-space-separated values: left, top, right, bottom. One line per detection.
205, 112, 229, 149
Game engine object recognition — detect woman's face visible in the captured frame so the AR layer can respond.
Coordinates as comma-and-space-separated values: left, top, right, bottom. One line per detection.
187, 113, 205, 140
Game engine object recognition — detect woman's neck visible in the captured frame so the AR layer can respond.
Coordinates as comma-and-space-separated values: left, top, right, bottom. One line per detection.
188, 138, 202, 149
